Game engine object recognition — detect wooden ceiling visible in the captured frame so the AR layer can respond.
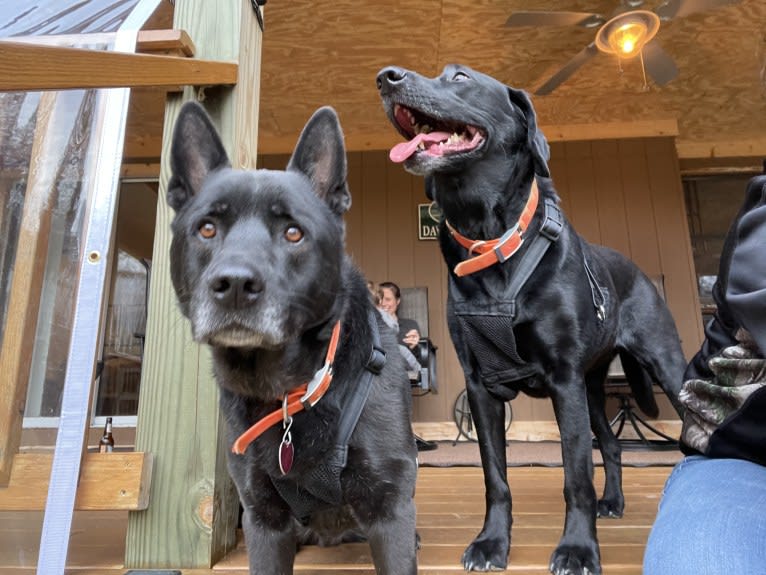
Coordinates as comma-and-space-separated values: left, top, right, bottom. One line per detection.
254, 0, 766, 165
122, 0, 766, 173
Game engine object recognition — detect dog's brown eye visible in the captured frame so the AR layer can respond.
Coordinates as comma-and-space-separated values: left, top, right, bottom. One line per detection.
284, 225, 304, 243
199, 221, 217, 239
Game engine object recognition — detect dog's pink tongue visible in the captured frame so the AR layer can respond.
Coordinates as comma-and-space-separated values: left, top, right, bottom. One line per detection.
389, 131, 451, 163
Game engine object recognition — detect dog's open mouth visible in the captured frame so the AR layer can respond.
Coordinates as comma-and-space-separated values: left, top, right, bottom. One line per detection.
389, 104, 485, 163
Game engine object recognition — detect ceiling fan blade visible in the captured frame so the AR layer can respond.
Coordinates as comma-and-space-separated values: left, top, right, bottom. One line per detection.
534, 42, 599, 96
655, 0, 741, 21
642, 40, 679, 86
506, 11, 605, 28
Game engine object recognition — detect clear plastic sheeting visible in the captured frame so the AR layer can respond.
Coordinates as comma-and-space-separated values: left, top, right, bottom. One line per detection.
0, 88, 106, 418
0, 0, 141, 37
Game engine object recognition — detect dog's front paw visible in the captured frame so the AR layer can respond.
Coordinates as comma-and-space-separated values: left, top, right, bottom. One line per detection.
461, 537, 508, 572
596, 497, 624, 519
549, 543, 601, 575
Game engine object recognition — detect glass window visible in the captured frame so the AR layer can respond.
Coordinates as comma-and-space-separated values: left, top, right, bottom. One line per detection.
684, 173, 757, 322
94, 249, 148, 416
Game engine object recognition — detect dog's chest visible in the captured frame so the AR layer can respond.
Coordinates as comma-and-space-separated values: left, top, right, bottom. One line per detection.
450, 292, 545, 394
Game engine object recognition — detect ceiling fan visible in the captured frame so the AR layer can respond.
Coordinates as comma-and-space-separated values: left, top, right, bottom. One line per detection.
506, 0, 742, 95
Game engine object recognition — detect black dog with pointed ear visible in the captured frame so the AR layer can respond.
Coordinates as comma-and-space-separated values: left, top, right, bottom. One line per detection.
166, 101, 418, 575
378, 64, 685, 575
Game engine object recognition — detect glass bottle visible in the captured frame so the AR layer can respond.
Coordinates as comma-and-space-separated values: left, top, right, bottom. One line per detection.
99, 417, 114, 453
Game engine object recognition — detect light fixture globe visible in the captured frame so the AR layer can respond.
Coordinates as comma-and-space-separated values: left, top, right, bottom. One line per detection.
595, 10, 660, 59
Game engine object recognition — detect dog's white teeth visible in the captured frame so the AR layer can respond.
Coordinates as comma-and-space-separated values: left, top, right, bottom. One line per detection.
417, 142, 425, 150
449, 133, 461, 144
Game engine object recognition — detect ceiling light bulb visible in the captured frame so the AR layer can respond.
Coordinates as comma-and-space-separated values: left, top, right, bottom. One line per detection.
608, 21, 648, 58
596, 10, 661, 59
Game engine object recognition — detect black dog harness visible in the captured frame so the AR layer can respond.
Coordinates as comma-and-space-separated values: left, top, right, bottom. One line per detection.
270, 310, 386, 521
452, 194, 564, 393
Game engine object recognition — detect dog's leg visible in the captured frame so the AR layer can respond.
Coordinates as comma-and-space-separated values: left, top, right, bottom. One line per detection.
549, 379, 602, 575
231, 462, 297, 575
461, 378, 512, 571
241, 504, 297, 575
363, 495, 418, 575
586, 367, 624, 519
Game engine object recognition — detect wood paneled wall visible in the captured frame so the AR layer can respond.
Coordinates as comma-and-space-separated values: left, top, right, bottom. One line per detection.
259, 136, 703, 424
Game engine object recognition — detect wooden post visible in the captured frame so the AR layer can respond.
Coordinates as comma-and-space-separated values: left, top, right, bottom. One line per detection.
124, 0, 262, 568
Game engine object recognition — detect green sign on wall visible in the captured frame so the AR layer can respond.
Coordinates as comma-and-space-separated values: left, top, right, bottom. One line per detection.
418, 202, 443, 240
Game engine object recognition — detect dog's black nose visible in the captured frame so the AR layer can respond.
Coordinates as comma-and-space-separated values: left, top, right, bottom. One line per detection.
376, 66, 407, 91
209, 265, 263, 309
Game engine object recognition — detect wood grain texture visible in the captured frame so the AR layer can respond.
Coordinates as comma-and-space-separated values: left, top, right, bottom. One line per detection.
123, 0, 261, 569
0, 467, 670, 574
136, 29, 195, 56
117, 2, 766, 170
0, 40, 237, 92
252, 0, 766, 164
0, 452, 152, 511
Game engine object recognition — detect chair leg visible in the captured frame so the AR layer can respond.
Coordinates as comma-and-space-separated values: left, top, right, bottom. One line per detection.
603, 394, 677, 450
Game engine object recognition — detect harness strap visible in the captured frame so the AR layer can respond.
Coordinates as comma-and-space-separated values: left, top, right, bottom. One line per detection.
507, 198, 563, 319
583, 255, 607, 321
270, 309, 386, 520
335, 310, 386, 449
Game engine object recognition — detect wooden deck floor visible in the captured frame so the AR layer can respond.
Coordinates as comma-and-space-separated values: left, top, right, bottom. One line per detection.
0, 465, 670, 574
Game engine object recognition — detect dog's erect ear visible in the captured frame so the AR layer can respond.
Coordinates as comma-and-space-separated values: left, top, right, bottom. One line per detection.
507, 87, 550, 179
167, 102, 231, 211
287, 106, 351, 216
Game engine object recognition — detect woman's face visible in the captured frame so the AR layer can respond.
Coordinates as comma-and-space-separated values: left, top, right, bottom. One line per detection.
379, 287, 399, 316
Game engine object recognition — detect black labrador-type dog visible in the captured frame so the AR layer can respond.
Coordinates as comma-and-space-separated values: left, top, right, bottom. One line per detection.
166, 102, 418, 575
378, 64, 686, 575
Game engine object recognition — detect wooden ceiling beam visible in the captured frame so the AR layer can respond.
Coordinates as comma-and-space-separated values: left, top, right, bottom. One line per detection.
675, 138, 766, 161
0, 39, 236, 92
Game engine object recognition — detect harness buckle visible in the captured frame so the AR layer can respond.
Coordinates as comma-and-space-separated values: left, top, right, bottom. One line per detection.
300, 363, 332, 410
493, 224, 521, 263
540, 199, 564, 241
365, 345, 386, 374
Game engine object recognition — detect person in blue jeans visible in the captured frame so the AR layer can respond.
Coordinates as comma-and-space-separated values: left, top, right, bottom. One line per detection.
643, 174, 766, 574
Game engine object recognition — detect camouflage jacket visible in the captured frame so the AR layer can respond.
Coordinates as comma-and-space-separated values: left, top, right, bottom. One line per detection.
681, 330, 766, 465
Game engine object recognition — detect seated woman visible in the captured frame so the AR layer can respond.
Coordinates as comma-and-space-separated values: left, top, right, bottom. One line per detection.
368, 280, 421, 373
378, 281, 421, 350
372, 281, 436, 451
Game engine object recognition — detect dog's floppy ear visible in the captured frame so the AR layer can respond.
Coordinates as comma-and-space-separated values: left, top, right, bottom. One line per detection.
424, 176, 436, 201
167, 102, 231, 211
507, 87, 550, 178
287, 106, 351, 216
